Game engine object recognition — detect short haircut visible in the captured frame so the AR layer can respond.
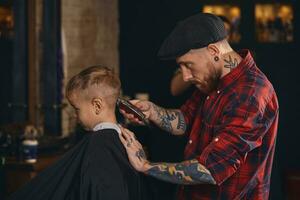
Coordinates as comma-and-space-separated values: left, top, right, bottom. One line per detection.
66, 65, 121, 107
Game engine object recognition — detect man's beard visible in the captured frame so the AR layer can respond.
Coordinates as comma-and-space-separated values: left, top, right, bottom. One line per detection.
193, 66, 222, 94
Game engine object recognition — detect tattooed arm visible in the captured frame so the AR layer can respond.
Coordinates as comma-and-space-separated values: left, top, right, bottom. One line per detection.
144, 159, 216, 185
149, 104, 186, 135
119, 100, 186, 135
119, 127, 216, 185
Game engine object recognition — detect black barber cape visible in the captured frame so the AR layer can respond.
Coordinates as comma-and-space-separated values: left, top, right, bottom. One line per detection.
8, 129, 150, 200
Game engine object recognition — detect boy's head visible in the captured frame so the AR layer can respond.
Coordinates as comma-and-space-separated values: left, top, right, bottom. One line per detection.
66, 65, 121, 130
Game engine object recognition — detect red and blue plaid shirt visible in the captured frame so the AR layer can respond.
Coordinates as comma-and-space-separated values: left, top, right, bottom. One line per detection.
178, 50, 279, 200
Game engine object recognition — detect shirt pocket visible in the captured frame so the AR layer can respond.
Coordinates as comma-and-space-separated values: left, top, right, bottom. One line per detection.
201, 118, 222, 139
200, 119, 218, 143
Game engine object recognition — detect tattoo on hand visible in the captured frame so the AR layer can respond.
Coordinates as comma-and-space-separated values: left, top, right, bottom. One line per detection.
224, 55, 238, 71
146, 159, 216, 185
136, 149, 146, 161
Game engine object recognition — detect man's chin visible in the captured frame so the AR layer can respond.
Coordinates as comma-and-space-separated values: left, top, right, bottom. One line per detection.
195, 84, 208, 94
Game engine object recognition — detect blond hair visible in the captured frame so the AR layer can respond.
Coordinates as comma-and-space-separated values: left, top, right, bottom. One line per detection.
66, 65, 121, 107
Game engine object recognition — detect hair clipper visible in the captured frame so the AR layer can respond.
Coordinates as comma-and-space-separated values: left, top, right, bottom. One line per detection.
117, 98, 148, 125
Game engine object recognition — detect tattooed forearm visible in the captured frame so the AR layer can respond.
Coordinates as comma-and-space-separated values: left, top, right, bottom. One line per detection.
164, 110, 177, 132
223, 55, 238, 71
145, 159, 216, 185
176, 111, 186, 130
152, 105, 186, 135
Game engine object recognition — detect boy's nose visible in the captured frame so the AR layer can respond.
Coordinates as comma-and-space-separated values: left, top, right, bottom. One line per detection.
72, 112, 78, 119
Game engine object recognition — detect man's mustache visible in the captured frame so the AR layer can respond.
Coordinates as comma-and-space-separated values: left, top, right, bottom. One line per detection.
187, 78, 207, 86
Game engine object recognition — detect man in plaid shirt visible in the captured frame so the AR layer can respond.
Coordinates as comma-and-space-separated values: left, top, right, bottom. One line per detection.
119, 13, 279, 200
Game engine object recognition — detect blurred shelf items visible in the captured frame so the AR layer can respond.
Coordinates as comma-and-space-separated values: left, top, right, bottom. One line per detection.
0, 5, 13, 39
255, 3, 293, 43
203, 4, 241, 43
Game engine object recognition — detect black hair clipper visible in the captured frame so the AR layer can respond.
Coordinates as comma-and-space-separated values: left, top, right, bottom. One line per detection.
117, 98, 148, 125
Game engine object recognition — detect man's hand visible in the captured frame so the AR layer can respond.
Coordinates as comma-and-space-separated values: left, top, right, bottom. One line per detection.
118, 126, 151, 172
118, 127, 215, 185
119, 99, 154, 125
119, 100, 186, 135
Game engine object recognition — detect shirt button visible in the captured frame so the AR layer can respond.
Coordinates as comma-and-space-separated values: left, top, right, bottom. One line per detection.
206, 96, 210, 100
214, 137, 219, 142
217, 90, 220, 94
189, 140, 193, 144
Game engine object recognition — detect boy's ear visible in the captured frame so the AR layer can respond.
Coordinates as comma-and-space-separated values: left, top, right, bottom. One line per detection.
92, 98, 103, 115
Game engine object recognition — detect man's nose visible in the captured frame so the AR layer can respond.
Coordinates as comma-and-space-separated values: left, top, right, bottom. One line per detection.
181, 68, 192, 82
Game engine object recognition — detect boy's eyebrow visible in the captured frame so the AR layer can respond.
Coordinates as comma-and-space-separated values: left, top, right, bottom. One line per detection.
69, 103, 77, 108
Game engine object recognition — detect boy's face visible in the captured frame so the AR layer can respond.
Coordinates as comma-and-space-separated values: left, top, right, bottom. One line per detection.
68, 91, 99, 131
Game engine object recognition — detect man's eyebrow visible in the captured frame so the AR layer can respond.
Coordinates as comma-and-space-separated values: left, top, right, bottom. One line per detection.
177, 61, 193, 65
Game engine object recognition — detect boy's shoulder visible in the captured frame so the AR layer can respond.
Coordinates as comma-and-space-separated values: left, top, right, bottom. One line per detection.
82, 129, 129, 176
89, 129, 120, 142
85, 129, 122, 155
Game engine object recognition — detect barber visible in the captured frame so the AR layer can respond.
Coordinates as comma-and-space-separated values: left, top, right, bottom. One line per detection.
119, 13, 279, 200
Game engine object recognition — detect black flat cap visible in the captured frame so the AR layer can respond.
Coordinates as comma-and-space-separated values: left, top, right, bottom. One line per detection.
158, 13, 227, 60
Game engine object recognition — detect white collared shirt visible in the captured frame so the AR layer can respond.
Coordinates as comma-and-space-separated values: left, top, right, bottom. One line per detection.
93, 122, 121, 134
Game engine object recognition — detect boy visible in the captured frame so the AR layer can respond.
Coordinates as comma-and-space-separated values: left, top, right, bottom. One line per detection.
9, 66, 149, 200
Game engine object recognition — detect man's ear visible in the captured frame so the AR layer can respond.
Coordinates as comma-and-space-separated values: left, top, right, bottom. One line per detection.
92, 98, 103, 115
207, 44, 220, 56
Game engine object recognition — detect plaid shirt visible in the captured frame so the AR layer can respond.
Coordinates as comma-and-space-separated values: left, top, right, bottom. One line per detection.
177, 50, 279, 200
